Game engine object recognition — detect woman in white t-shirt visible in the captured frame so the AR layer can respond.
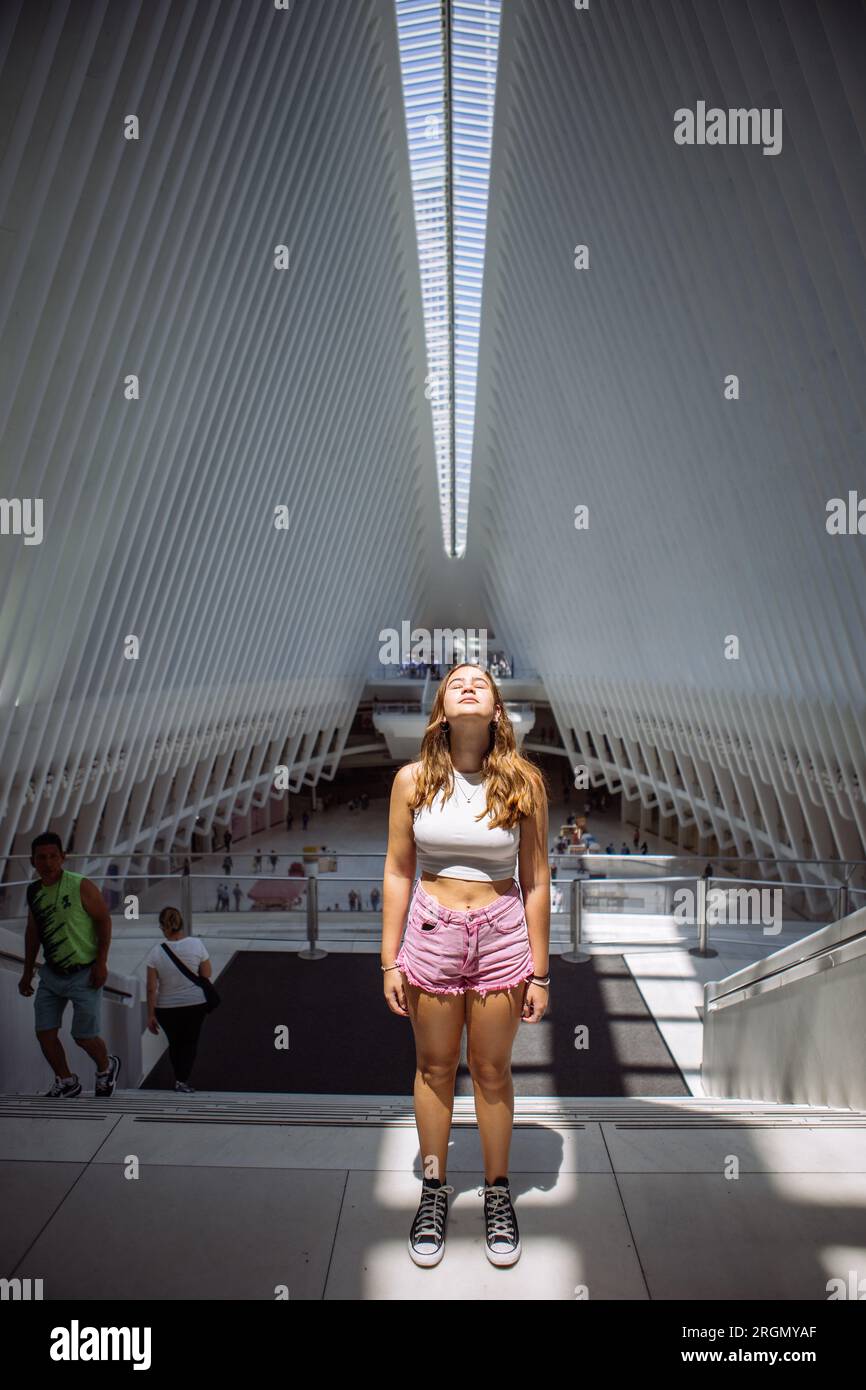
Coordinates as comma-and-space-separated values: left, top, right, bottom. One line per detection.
146, 907, 212, 1093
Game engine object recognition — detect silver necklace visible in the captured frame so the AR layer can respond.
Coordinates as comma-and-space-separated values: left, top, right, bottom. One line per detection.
452, 769, 484, 804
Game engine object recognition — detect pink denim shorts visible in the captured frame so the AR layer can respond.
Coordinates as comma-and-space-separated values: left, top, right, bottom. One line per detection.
395, 879, 535, 998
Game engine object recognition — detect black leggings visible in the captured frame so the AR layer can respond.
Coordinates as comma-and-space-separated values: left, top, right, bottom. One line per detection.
155, 1003, 208, 1083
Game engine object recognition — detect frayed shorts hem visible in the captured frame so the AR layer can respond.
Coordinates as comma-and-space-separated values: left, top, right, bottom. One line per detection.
397, 958, 534, 999
469, 971, 535, 998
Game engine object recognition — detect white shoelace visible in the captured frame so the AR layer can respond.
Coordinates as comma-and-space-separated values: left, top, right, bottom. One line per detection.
412, 1184, 456, 1243
480, 1184, 517, 1244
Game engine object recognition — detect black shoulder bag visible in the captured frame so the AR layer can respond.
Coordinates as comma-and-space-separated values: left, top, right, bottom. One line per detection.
160, 943, 221, 1013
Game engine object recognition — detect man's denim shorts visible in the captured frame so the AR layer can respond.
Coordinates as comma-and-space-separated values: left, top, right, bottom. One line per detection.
395, 878, 535, 998
34, 962, 102, 1038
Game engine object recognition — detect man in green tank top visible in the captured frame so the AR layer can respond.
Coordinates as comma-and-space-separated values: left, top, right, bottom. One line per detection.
19, 832, 122, 1098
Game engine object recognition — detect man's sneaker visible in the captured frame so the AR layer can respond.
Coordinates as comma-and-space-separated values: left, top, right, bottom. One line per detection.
175, 1081, 195, 1094
44, 1074, 82, 1098
479, 1177, 521, 1266
94, 1055, 121, 1097
408, 1180, 456, 1267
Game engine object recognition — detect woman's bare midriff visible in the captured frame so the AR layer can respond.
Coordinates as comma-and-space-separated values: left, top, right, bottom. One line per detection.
419, 871, 516, 910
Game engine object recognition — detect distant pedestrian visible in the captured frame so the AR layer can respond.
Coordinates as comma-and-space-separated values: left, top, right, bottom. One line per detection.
146, 906, 211, 1093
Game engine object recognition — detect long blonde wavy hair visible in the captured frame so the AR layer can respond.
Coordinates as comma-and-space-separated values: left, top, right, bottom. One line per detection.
408, 662, 548, 830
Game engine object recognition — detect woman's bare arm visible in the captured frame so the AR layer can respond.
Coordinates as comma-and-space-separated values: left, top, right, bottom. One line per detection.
518, 791, 550, 977
381, 763, 418, 966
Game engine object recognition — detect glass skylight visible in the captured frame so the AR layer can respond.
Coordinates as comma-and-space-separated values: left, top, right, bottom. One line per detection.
395, 0, 502, 558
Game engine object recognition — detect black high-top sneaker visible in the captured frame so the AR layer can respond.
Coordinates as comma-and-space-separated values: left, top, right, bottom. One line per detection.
479, 1176, 521, 1266
408, 1179, 456, 1267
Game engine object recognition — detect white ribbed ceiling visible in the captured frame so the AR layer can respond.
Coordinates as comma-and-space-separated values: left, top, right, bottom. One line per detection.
1, 0, 864, 879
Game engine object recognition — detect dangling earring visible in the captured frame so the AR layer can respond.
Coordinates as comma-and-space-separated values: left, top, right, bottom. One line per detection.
441, 720, 449, 733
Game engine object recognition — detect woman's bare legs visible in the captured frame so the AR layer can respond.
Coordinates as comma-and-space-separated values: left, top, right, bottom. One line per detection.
465, 982, 526, 1182
403, 981, 466, 1182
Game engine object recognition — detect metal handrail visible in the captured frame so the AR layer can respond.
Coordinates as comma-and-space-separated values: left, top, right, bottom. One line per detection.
694, 876, 835, 892
0, 947, 134, 1000
550, 854, 866, 868
705, 907, 866, 1007
3, 845, 861, 856
7, 870, 843, 892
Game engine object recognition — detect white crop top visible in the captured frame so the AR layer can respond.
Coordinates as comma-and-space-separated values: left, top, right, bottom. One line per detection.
412, 769, 521, 882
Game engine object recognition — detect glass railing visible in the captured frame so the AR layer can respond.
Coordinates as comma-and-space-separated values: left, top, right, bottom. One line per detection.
550, 851, 865, 906
2, 853, 862, 957
560, 871, 863, 963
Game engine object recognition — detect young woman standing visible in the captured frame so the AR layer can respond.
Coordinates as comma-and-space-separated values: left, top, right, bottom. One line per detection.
382, 662, 550, 1267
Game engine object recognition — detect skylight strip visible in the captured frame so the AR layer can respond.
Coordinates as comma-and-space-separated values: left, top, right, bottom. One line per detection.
396, 0, 501, 558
